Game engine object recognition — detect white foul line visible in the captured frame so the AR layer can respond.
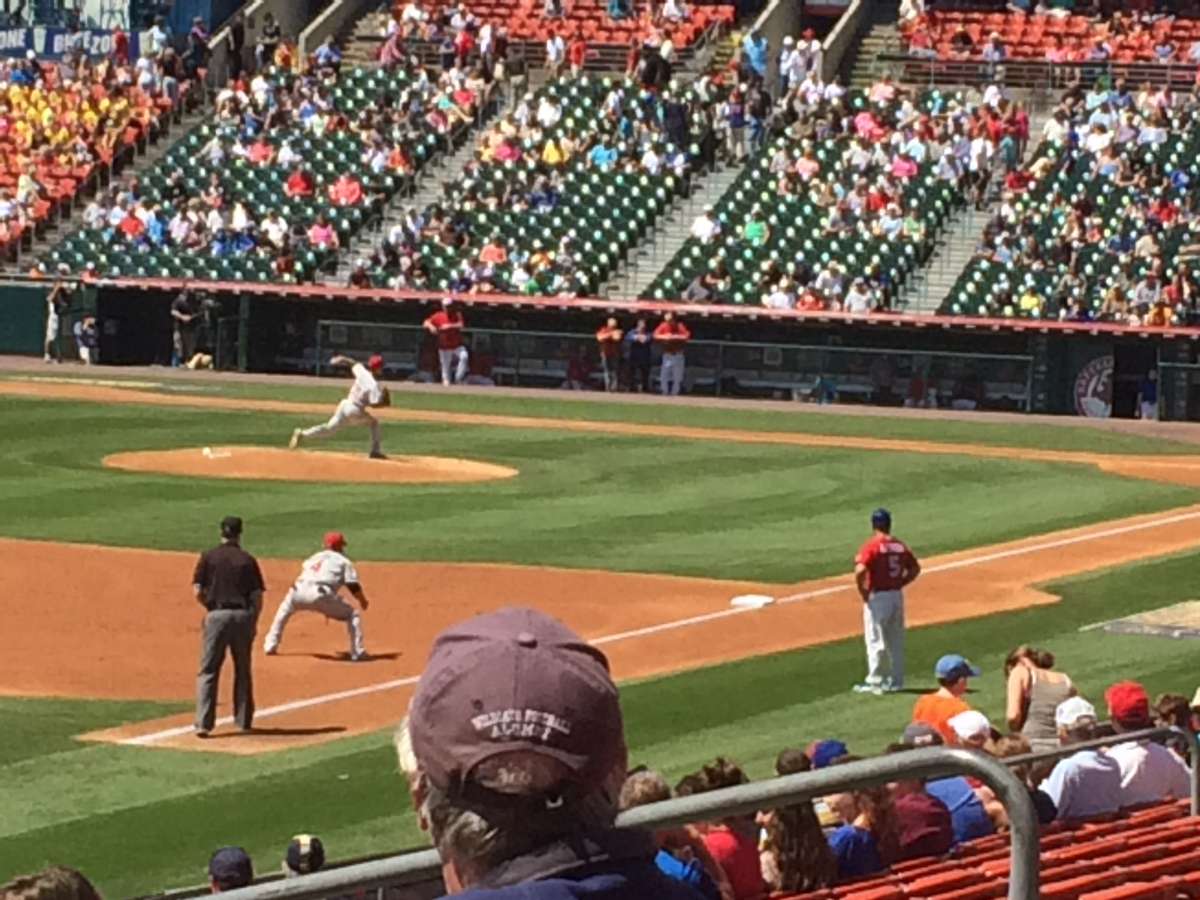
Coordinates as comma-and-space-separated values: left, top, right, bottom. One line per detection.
123, 506, 1200, 746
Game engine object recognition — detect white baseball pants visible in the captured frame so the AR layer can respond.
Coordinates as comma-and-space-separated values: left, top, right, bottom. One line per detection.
439, 347, 469, 385
1141, 400, 1159, 421
863, 589, 905, 688
301, 399, 381, 455
660, 352, 685, 396
263, 582, 364, 657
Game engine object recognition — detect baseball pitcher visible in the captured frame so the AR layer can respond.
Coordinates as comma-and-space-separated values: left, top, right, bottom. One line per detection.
852, 507, 920, 695
263, 531, 369, 660
290, 354, 391, 458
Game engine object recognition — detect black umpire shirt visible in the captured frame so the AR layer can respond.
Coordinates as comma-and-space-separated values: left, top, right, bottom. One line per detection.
193, 543, 265, 611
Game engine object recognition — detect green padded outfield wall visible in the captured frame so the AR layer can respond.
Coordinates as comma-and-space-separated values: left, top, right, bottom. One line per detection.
0, 284, 50, 355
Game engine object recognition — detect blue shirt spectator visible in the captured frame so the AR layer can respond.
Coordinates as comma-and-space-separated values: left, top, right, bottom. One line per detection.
827, 825, 883, 880
926, 777, 994, 843
654, 851, 719, 900
742, 33, 768, 78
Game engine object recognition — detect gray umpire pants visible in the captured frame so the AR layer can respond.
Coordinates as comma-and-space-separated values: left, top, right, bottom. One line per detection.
196, 608, 257, 732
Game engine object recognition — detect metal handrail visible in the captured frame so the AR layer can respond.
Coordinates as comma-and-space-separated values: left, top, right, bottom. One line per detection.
206, 748, 1041, 900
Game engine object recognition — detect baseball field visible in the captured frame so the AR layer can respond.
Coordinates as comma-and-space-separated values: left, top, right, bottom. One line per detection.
6, 361, 1200, 897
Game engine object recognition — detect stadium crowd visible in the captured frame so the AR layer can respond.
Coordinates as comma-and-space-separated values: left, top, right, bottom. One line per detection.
949, 76, 1200, 323
9, 608, 1198, 900
0, 29, 191, 257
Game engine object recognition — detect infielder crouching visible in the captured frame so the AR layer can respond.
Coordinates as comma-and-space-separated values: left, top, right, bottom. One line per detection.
290, 353, 390, 458
853, 507, 920, 695
264, 531, 369, 661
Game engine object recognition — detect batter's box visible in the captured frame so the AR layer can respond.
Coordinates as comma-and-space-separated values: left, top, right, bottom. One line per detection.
1082, 600, 1200, 640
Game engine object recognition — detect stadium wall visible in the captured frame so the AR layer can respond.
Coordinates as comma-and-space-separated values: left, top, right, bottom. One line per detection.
49, 284, 1196, 418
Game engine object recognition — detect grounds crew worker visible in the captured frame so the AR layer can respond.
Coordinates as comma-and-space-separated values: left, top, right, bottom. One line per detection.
193, 516, 265, 738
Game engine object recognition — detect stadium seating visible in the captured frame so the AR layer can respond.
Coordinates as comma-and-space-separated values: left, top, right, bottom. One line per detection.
45, 65, 471, 282
940, 101, 1200, 322
369, 74, 716, 294
905, 11, 1200, 63
389, 0, 734, 57
640, 88, 964, 306
0, 60, 188, 258
779, 799, 1200, 900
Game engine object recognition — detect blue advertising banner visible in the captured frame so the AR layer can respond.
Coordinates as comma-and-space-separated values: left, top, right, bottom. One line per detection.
0, 27, 141, 59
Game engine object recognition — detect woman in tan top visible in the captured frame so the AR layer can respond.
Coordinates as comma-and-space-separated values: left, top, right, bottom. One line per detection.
1004, 645, 1075, 752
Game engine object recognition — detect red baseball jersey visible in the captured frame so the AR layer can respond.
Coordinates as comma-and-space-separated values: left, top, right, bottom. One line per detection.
654, 320, 691, 350
855, 533, 918, 592
426, 310, 465, 350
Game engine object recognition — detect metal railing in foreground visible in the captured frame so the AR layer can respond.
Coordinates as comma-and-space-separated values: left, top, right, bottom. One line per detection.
208, 748, 1041, 900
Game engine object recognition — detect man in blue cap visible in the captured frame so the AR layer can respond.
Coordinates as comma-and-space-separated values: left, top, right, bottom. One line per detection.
852, 508, 921, 695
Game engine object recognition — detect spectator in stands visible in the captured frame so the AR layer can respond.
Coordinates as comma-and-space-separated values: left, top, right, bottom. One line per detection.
283, 835, 325, 877
619, 770, 729, 900
1105, 681, 1191, 806
900, 723, 995, 843
759, 748, 837, 893
396, 607, 708, 900
1042, 697, 1123, 821
0, 866, 101, 900
912, 655, 980, 745
307, 214, 340, 250
1005, 645, 1075, 753
948, 710, 994, 749
824, 755, 899, 880
740, 30, 768, 83
675, 757, 766, 900
209, 847, 253, 892
983, 734, 1058, 825
314, 36, 343, 72
883, 744, 955, 859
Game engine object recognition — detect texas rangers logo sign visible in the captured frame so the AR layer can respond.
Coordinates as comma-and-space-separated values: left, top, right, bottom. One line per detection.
1074, 354, 1113, 418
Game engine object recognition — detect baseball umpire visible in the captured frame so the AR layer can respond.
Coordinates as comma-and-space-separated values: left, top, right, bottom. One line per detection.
193, 516, 265, 737
852, 508, 920, 695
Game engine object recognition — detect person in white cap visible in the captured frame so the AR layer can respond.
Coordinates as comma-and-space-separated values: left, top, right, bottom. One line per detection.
1041, 697, 1122, 821
947, 710, 992, 749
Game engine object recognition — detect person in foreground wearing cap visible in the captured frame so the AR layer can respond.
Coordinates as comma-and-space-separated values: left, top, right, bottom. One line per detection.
911, 654, 981, 743
852, 508, 920, 694
1105, 680, 1190, 807
1041, 696, 1122, 821
283, 835, 325, 877
898, 723, 995, 844
193, 516, 265, 737
209, 847, 253, 892
263, 532, 370, 661
290, 353, 390, 459
395, 607, 710, 899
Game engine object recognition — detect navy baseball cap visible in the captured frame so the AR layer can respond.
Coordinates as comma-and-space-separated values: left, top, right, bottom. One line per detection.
285, 834, 325, 876
935, 654, 982, 681
209, 847, 253, 890
871, 508, 892, 529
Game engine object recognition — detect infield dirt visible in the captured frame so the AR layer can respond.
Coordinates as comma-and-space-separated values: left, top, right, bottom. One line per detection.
5, 378, 1200, 754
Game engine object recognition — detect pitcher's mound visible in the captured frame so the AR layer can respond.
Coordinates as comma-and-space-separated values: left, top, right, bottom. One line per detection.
103, 447, 518, 484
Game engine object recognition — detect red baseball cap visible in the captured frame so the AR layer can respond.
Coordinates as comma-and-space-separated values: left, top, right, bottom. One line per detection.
323, 531, 346, 552
1106, 680, 1151, 726
367, 354, 384, 371
408, 607, 625, 803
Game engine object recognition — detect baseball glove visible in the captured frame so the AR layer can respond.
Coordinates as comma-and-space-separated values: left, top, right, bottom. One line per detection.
373, 387, 392, 408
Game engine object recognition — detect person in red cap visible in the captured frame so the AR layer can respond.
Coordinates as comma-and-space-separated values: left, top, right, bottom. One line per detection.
290, 354, 390, 458
1105, 680, 1190, 807
423, 298, 469, 386
396, 607, 710, 900
263, 531, 371, 661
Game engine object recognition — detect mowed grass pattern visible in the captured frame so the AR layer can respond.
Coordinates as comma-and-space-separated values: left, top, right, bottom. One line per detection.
0, 398, 1194, 582
2, 388, 1200, 896
4, 551, 1200, 896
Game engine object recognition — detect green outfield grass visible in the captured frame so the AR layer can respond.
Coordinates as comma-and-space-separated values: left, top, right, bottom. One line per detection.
3, 550, 1199, 897
2, 385, 1200, 897
0, 397, 1195, 581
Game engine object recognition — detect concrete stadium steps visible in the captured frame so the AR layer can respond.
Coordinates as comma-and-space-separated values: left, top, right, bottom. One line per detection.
848, 21, 902, 89
600, 162, 742, 300
4, 95, 213, 275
